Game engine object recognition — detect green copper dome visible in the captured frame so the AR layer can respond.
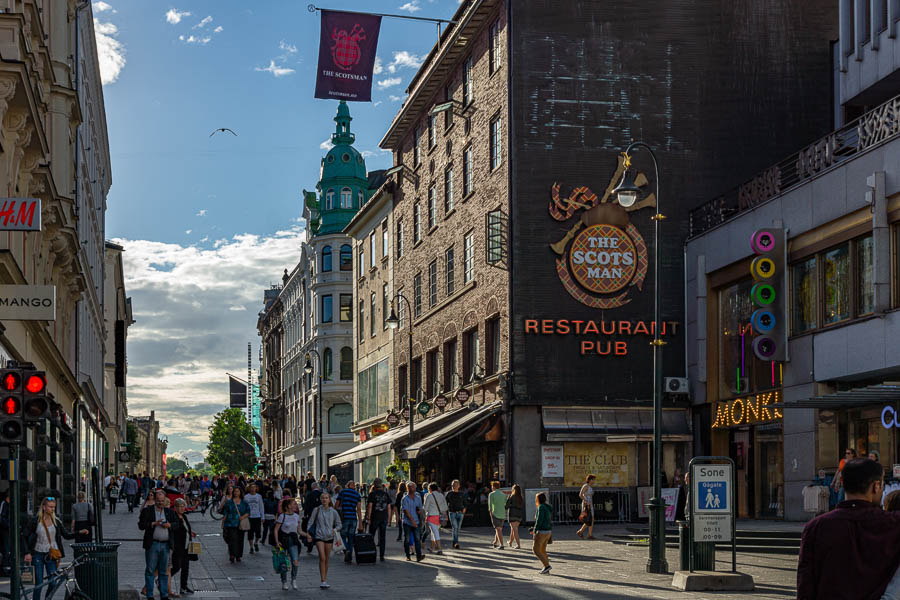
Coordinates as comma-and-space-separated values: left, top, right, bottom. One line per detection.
304, 101, 372, 236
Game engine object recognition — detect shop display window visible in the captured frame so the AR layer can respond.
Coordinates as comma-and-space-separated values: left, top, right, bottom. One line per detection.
823, 243, 850, 325
857, 235, 875, 315
791, 257, 817, 334
718, 279, 776, 399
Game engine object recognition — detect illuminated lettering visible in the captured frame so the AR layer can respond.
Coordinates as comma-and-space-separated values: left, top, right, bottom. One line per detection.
525, 320, 538, 334
614, 341, 627, 355
712, 391, 783, 429
556, 320, 570, 335
583, 320, 599, 335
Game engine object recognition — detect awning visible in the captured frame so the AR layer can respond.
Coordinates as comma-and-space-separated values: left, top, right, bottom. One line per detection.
402, 401, 504, 459
542, 407, 691, 442
776, 382, 900, 409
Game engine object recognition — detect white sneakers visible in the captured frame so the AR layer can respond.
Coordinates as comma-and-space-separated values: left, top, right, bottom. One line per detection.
282, 582, 289, 591
320, 582, 330, 589
539, 566, 552, 575
291, 581, 298, 590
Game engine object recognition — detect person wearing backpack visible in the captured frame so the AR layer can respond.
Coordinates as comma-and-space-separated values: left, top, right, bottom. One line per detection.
107, 478, 120, 514
365, 478, 392, 561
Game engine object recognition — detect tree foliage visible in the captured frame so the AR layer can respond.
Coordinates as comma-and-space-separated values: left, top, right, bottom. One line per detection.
126, 421, 143, 465
206, 408, 255, 474
167, 457, 189, 476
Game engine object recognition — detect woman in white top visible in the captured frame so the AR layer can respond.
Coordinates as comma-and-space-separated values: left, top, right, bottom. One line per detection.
305, 492, 341, 590
24, 497, 85, 600
272, 481, 283, 501
576, 474, 596, 540
423, 483, 448, 555
274, 498, 307, 590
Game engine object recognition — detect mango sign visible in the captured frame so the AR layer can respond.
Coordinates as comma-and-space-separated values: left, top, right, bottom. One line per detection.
563, 442, 635, 488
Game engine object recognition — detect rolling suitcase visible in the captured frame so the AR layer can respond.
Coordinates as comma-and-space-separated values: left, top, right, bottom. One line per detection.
354, 532, 377, 564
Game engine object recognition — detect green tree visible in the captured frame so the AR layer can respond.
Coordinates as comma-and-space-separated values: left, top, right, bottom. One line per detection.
126, 421, 143, 465
206, 408, 255, 474
167, 457, 189, 476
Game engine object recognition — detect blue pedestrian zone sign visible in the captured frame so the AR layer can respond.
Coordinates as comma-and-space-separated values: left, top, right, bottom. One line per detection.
699, 481, 727, 511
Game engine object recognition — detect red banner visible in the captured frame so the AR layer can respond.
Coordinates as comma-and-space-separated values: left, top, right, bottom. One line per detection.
314, 10, 382, 102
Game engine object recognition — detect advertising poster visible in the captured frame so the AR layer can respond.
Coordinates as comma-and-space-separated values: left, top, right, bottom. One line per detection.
541, 445, 564, 478
563, 442, 635, 488
314, 10, 381, 102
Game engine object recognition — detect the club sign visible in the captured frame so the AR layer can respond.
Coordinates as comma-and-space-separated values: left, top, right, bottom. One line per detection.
0, 198, 41, 232
0, 285, 55, 321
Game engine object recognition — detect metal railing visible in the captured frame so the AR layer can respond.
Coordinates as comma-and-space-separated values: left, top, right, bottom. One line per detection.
549, 489, 631, 524
689, 91, 900, 238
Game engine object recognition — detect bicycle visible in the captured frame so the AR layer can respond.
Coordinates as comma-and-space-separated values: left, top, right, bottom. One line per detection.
1, 555, 93, 600
208, 492, 225, 521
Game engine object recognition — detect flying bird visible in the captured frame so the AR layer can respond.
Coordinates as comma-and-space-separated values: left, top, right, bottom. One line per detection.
210, 128, 237, 137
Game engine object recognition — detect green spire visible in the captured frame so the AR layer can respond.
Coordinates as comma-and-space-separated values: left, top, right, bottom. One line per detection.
332, 100, 355, 145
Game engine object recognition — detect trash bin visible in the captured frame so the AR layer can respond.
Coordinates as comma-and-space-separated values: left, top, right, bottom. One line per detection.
73, 542, 120, 600
677, 521, 715, 571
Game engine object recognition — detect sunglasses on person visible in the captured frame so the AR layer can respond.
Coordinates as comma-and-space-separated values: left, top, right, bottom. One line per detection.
44, 497, 55, 502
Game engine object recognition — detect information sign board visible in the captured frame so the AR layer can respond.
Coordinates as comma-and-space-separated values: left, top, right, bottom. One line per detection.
692, 462, 733, 543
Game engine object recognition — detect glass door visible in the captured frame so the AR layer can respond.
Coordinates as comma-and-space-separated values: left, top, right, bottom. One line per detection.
756, 434, 783, 518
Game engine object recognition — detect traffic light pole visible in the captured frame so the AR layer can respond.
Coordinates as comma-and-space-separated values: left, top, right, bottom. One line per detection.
10, 444, 21, 600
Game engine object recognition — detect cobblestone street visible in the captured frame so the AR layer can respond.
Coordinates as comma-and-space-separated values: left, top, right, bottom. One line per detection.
65, 507, 800, 599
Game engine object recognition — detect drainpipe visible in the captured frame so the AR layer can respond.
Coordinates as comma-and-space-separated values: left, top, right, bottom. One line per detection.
868, 171, 889, 314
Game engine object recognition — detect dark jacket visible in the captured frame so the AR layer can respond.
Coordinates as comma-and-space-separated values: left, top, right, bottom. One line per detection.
138, 505, 179, 550
303, 489, 322, 516
23, 516, 75, 558
797, 500, 900, 599
172, 512, 193, 556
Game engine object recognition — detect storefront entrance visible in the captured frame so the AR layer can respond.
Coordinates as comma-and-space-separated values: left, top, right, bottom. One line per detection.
725, 424, 784, 519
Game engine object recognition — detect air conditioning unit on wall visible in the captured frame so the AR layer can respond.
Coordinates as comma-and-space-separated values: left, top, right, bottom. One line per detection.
665, 377, 689, 395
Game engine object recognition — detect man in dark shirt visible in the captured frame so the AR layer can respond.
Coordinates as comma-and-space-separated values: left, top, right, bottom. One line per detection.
798, 458, 900, 599
365, 478, 392, 561
302, 483, 322, 553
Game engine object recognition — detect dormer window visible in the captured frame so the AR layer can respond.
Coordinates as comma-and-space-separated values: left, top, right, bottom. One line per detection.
325, 189, 335, 210
341, 188, 352, 208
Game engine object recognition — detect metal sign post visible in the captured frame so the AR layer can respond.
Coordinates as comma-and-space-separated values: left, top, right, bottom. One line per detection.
10, 445, 21, 600
689, 456, 737, 573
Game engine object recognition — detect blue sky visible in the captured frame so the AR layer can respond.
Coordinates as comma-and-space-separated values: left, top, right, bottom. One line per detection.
97, 0, 456, 464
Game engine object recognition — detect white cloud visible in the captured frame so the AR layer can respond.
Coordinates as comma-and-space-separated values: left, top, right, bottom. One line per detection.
361, 150, 376, 158
399, 1, 421, 12
93, 19, 126, 85
320, 138, 334, 151
377, 77, 402, 89
165, 8, 191, 24
386, 50, 424, 73
185, 229, 192, 234
113, 229, 305, 456
193, 15, 213, 29
373, 100, 383, 107
214, 26, 223, 33
279, 40, 298, 54
228, 305, 246, 312
389, 94, 406, 102
373, 56, 383, 75
255, 60, 295, 77
93, 1, 115, 13
196, 209, 207, 217
182, 35, 211, 45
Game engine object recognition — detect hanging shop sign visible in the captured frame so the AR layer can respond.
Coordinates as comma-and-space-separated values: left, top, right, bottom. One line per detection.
314, 10, 382, 102
541, 445, 564, 478
455, 388, 470, 405
386, 411, 400, 428
563, 442, 635, 488
0, 198, 41, 232
0, 285, 55, 321
711, 390, 782, 429
417, 401, 431, 417
434, 394, 448, 410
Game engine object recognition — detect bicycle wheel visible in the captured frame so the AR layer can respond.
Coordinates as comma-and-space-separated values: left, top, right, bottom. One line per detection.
209, 502, 224, 520
67, 589, 93, 600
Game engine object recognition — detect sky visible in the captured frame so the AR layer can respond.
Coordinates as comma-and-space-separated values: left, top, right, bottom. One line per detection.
97, 0, 457, 465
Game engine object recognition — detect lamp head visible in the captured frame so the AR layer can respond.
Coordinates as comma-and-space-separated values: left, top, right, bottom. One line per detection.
303, 354, 313, 375
612, 167, 641, 208
386, 307, 400, 329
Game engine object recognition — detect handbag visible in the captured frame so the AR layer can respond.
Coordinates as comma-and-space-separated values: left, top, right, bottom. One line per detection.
188, 541, 202, 555
20, 565, 35, 584
307, 507, 318, 540
578, 509, 590, 524
239, 517, 250, 531
42, 520, 62, 561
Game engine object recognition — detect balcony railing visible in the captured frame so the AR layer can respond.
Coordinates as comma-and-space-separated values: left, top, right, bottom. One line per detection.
689, 91, 900, 238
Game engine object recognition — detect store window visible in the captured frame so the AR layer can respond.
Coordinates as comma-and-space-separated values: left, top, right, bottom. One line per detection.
718, 280, 775, 399
329, 404, 352, 434
823, 242, 850, 325
791, 257, 816, 334
857, 235, 874, 315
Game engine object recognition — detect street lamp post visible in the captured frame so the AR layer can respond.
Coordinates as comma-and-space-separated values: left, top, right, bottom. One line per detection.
303, 349, 325, 478
386, 293, 414, 481
613, 141, 668, 574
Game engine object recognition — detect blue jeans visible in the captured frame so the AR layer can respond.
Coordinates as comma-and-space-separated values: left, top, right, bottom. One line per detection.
280, 540, 300, 583
340, 518, 357, 557
32, 551, 58, 600
449, 511, 464, 545
145, 541, 170, 599
403, 523, 422, 558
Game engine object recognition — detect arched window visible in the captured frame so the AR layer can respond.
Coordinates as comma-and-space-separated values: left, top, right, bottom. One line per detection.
340, 347, 353, 380
321, 245, 332, 272
339, 244, 352, 271
325, 189, 335, 210
323, 347, 333, 381
340, 188, 352, 209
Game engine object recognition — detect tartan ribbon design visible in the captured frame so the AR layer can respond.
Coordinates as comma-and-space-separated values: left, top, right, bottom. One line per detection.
549, 183, 598, 221
556, 223, 648, 308
331, 25, 365, 70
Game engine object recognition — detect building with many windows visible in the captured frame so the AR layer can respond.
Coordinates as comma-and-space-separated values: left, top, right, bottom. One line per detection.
103, 242, 134, 476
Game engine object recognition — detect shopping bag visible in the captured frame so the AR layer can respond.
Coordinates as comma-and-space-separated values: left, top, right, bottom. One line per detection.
271, 547, 289, 574
331, 529, 344, 556
188, 541, 202, 555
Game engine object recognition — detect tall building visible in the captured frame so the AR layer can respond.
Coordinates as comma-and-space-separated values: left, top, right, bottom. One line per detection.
260, 102, 384, 478
686, 0, 900, 520
332, 0, 839, 511
103, 242, 134, 476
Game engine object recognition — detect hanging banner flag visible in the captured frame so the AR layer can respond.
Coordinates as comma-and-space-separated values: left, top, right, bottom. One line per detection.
315, 9, 382, 102
229, 375, 247, 408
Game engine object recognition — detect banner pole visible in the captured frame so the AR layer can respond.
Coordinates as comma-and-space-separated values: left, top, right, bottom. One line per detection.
308, 4, 456, 25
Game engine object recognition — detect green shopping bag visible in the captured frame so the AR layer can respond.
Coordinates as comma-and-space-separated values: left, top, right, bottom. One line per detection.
271, 546, 289, 574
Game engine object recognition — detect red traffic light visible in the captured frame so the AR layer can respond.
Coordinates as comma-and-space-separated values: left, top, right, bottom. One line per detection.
25, 374, 45, 394
3, 396, 20, 415
2, 372, 20, 391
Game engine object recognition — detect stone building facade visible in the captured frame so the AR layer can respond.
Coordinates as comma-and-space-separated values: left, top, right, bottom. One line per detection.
103, 242, 133, 476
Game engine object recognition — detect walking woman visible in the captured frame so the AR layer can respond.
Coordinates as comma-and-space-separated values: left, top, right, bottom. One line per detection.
171, 498, 196, 596
262, 490, 278, 547
70, 492, 95, 543
306, 492, 341, 590
24, 497, 86, 600
445, 480, 468, 549
222, 487, 250, 563
395, 481, 407, 541
576, 474, 596, 540
107, 477, 120, 514
531, 492, 553, 574
423, 483, 446, 555
506, 484, 525, 549
274, 498, 307, 590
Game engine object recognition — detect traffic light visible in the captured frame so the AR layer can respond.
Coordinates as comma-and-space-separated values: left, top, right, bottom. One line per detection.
749, 228, 786, 361
0, 368, 24, 444
22, 370, 49, 423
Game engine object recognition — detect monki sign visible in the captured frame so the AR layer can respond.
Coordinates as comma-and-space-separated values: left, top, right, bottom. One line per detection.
711, 391, 783, 429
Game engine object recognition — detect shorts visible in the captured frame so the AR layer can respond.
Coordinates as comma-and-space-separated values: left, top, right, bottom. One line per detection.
427, 521, 441, 541
490, 514, 506, 528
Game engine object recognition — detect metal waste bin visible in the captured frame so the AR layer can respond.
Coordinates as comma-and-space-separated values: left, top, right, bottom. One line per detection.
677, 521, 715, 571
73, 542, 120, 600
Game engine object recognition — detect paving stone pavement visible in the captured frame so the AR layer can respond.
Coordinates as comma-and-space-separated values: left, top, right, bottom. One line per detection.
6, 504, 799, 599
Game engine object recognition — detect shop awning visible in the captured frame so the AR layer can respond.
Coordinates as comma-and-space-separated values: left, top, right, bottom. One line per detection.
776, 382, 900, 409
402, 401, 503, 459
542, 407, 691, 442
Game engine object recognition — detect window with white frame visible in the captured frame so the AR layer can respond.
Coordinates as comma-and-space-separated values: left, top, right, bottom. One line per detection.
464, 232, 474, 283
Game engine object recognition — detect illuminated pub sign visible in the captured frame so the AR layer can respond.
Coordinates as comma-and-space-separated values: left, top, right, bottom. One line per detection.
712, 390, 783, 429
